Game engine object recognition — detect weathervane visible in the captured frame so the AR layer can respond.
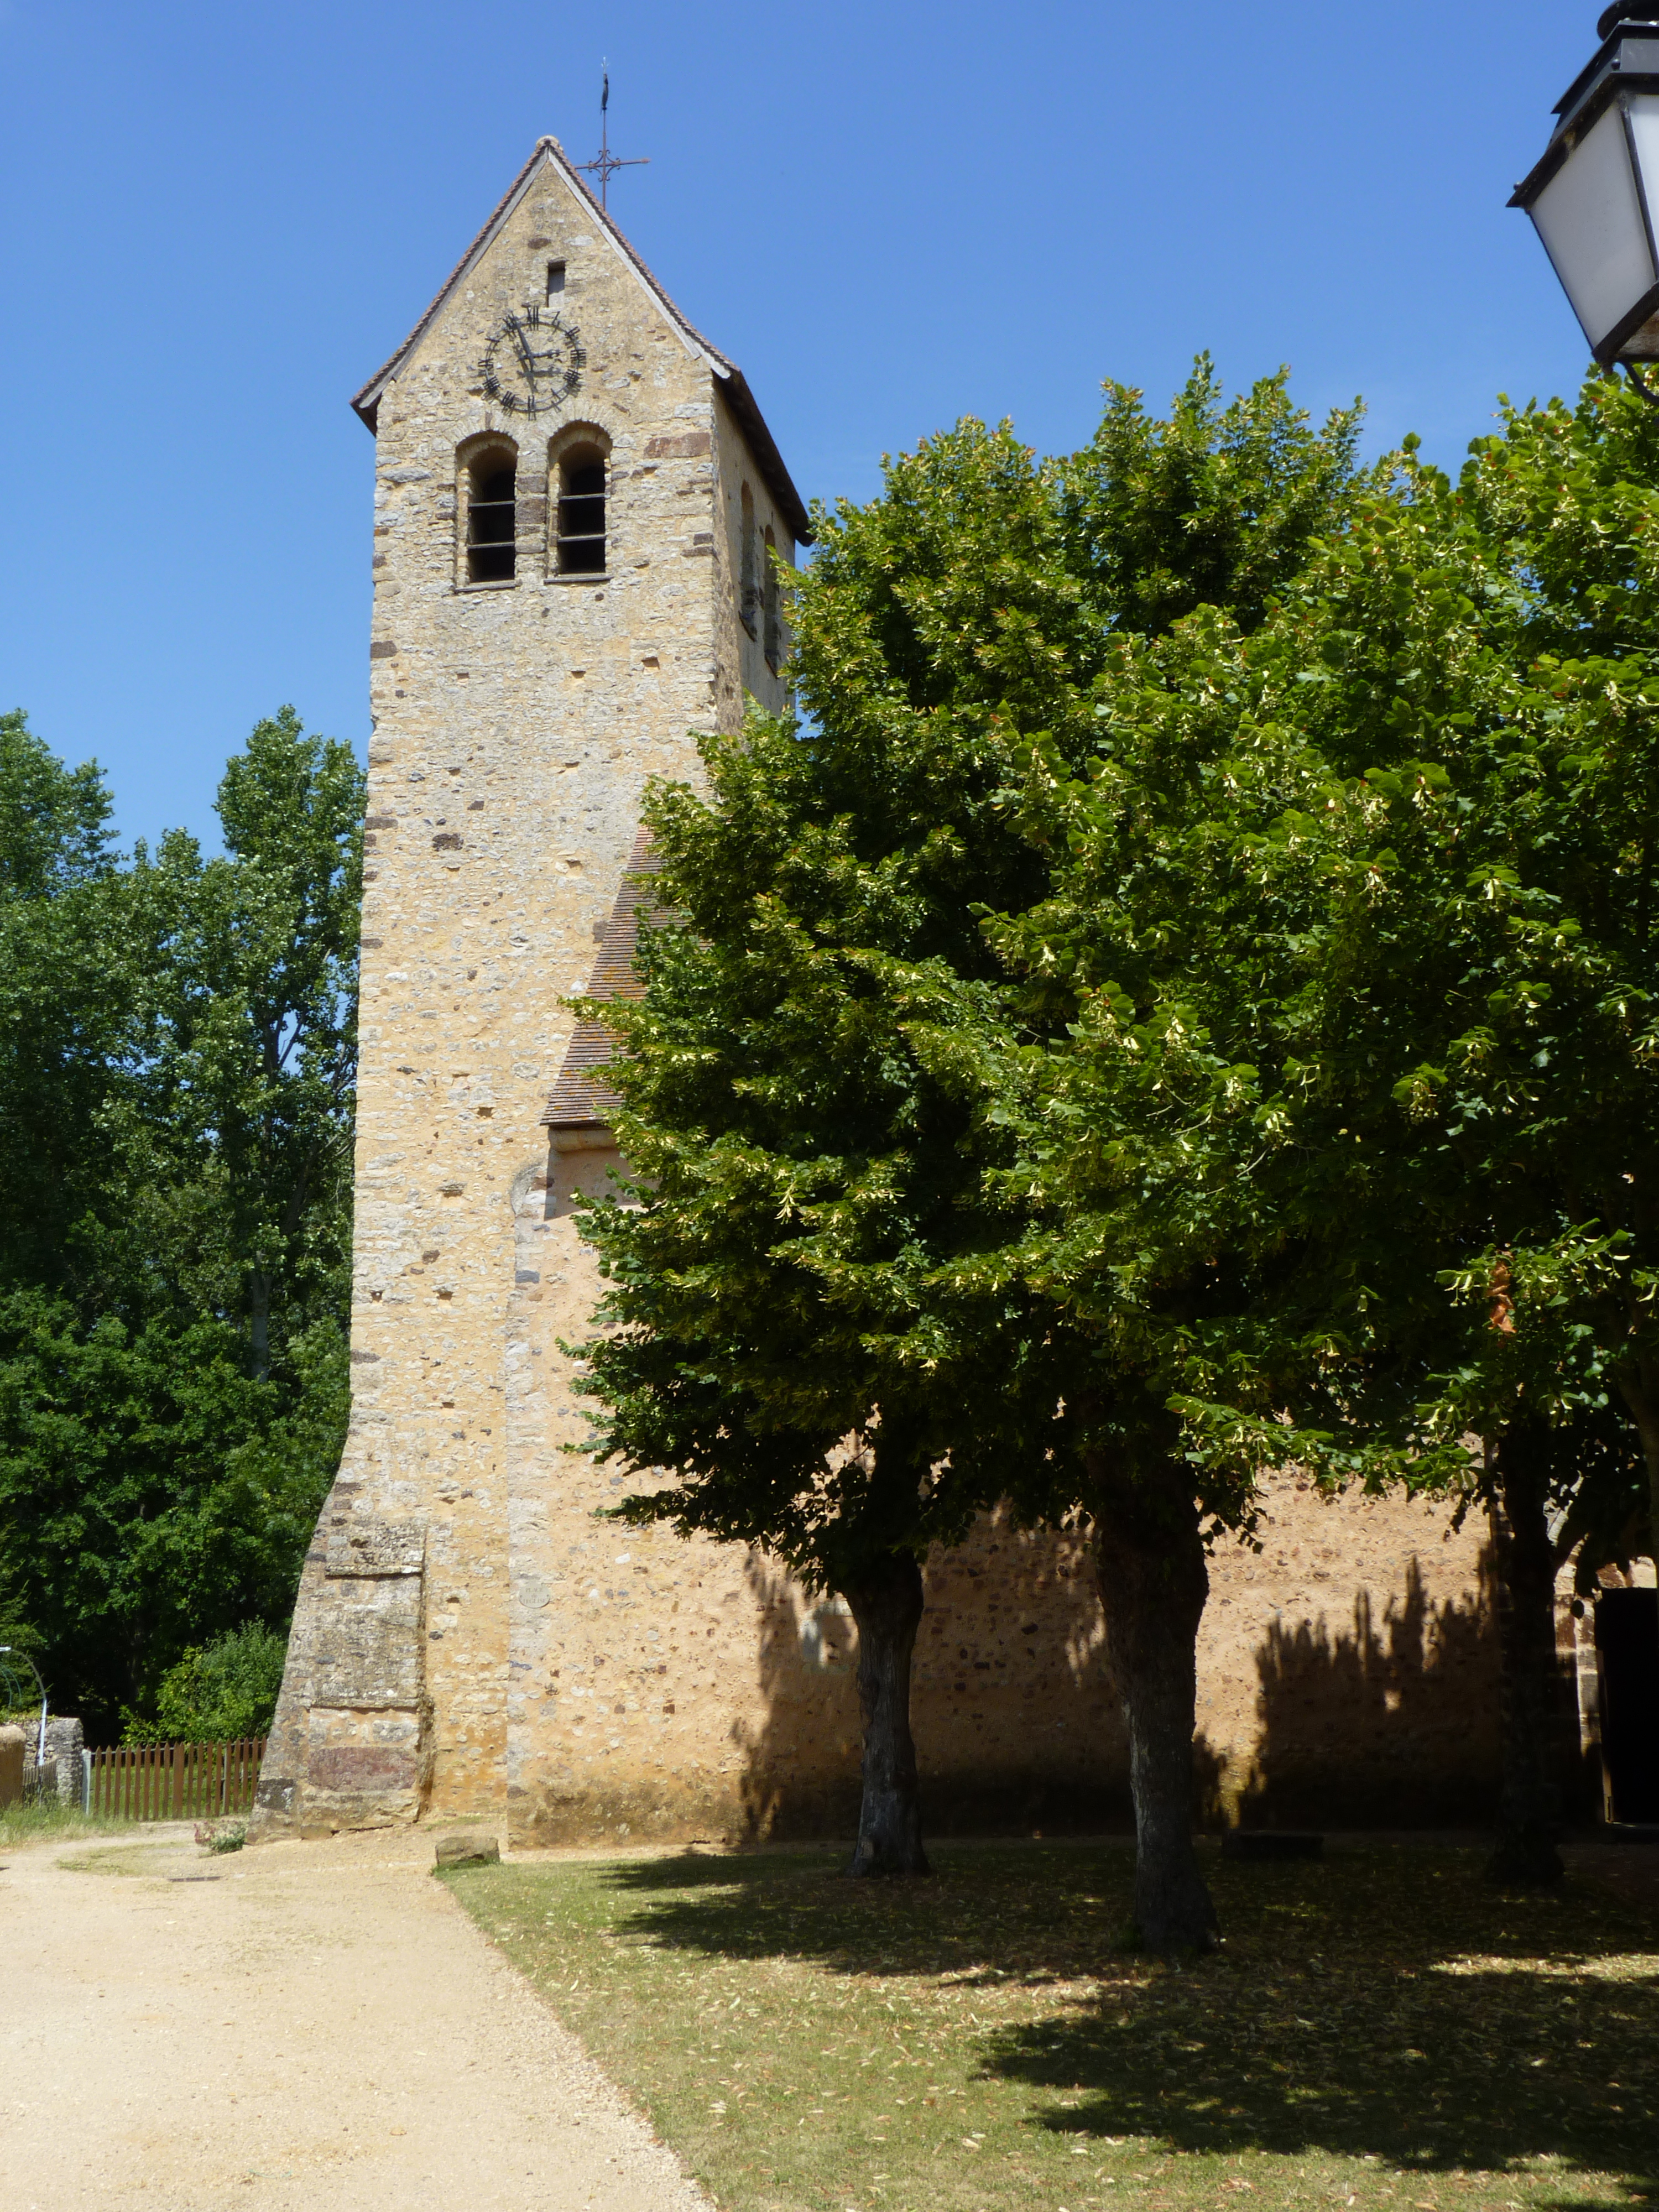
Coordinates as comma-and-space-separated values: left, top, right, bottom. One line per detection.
576, 67, 649, 211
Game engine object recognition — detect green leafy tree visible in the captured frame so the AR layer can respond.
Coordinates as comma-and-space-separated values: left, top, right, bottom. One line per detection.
986, 369, 1659, 1911
121, 705, 363, 1378
1056, 354, 1366, 638
570, 414, 1077, 1876
0, 709, 360, 1735
569, 370, 1366, 1898
0, 711, 129, 1295
977, 604, 1348, 1950
124, 1621, 289, 1745
1250, 380, 1659, 1875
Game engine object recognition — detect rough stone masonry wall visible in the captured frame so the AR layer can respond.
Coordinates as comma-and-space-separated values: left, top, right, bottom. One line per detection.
713, 387, 790, 719
40, 1715, 85, 1808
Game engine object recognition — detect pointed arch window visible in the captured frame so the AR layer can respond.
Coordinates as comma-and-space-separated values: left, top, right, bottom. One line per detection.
463, 439, 518, 584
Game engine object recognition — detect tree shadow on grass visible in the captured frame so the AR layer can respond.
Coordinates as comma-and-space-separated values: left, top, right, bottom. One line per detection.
601, 1834, 1131, 1980
594, 1838, 1659, 2195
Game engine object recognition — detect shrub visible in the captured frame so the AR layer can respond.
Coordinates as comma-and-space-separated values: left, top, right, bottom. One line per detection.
121, 1621, 286, 1744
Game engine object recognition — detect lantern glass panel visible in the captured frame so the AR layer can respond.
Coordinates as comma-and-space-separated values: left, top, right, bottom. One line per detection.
1626, 89, 1659, 213
1529, 98, 1656, 350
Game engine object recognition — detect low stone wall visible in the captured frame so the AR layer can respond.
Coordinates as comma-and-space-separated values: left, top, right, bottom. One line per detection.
20, 1717, 86, 1807
47, 1716, 85, 1804
0, 1724, 24, 1809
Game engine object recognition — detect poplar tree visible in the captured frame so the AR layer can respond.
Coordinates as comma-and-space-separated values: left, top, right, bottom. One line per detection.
0, 710, 127, 1289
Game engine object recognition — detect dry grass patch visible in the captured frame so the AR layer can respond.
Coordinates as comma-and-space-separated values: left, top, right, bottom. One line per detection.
0, 1800, 139, 1846
446, 1838, 1658, 2212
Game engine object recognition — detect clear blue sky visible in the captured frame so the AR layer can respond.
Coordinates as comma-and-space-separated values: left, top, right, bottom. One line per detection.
0, 0, 1606, 852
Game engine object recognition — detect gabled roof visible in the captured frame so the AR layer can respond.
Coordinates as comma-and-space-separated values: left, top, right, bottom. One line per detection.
541, 828, 661, 1133
351, 138, 812, 545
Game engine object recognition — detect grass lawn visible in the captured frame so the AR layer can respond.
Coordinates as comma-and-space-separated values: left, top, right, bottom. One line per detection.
446, 1838, 1658, 2212
0, 1800, 138, 1845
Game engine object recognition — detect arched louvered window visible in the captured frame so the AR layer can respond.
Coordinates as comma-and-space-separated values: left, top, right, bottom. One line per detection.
556, 445, 607, 575
464, 442, 518, 583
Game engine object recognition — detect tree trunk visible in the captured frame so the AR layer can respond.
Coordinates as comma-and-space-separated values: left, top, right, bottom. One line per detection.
1089, 1454, 1219, 1954
841, 1550, 930, 1877
248, 1265, 271, 1381
1615, 1359, 1659, 1592
1485, 1423, 1565, 1886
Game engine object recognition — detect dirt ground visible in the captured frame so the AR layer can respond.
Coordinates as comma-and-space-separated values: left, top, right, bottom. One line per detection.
1565, 1835, 1659, 1915
0, 1820, 711, 2212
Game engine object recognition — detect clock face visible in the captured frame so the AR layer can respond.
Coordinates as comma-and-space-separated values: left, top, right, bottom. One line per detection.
479, 304, 585, 416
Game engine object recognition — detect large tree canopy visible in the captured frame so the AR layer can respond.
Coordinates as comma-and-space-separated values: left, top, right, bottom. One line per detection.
568, 366, 1369, 1905
0, 708, 360, 1737
0, 711, 128, 1292
984, 369, 1658, 1891
576, 362, 1656, 1935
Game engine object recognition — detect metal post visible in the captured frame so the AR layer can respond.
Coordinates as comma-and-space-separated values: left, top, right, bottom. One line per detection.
576, 69, 649, 211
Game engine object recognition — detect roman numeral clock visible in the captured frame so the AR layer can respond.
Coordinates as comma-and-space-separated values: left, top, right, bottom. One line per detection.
479, 304, 585, 415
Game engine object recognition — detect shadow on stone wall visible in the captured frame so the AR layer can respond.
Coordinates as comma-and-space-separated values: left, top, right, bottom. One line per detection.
913, 1518, 1129, 1837
1209, 1554, 1504, 1830
730, 1519, 1131, 1846
729, 1554, 862, 1844
724, 1524, 1555, 1846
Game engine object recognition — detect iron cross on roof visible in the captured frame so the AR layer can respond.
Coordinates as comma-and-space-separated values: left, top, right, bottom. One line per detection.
576, 70, 649, 211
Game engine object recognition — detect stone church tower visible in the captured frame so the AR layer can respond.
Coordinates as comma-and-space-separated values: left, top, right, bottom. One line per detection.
254, 138, 813, 1839
254, 143, 1533, 1847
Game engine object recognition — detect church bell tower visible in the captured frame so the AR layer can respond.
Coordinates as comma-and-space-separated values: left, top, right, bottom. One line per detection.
253, 138, 809, 1839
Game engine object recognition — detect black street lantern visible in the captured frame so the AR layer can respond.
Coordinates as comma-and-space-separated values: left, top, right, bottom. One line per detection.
1512, 7, 1659, 364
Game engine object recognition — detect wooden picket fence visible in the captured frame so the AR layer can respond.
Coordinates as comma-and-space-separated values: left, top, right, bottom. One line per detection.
88, 1739, 265, 1822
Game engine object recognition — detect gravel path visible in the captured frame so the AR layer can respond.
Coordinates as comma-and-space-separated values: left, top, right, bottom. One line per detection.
0, 1822, 712, 2212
